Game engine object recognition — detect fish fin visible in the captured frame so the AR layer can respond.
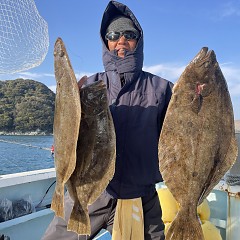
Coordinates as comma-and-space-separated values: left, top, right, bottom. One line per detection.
51, 185, 64, 218
201, 135, 238, 201
67, 203, 91, 235
165, 209, 204, 240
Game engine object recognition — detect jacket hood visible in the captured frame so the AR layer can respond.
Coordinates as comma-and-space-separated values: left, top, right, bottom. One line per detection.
100, 1, 143, 73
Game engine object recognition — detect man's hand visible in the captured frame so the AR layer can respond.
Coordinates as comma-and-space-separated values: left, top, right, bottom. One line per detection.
77, 75, 88, 90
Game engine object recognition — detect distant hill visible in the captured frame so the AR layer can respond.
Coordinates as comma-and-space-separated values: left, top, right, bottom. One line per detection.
0, 78, 55, 134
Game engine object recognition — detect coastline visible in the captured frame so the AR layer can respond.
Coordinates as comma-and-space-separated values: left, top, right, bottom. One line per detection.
0, 131, 53, 136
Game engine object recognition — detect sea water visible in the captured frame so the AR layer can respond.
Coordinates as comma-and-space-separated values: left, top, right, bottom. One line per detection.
0, 135, 54, 175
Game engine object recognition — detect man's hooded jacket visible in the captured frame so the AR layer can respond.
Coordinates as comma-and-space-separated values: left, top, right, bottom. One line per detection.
86, 1, 173, 199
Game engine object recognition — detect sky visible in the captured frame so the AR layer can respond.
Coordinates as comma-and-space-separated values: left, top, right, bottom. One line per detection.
0, 0, 240, 120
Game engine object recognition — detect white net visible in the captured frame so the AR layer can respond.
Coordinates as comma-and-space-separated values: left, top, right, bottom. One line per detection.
224, 173, 240, 186
0, 0, 49, 74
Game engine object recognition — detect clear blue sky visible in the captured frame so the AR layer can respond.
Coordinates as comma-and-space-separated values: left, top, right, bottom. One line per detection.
0, 0, 240, 120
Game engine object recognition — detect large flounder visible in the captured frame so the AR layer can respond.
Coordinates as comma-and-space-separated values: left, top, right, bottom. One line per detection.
158, 47, 238, 240
51, 38, 81, 218
67, 80, 116, 235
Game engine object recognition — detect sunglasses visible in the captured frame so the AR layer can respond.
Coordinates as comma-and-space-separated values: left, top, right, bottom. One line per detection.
105, 31, 139, 41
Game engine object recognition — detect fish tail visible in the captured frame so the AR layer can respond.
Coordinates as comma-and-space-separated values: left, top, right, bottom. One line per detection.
165, 208, 204, 240
67, 203, 91, 235
50, 184, 64, 218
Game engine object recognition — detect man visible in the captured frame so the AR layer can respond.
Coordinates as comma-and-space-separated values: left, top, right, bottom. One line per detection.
42, 1, 173, 239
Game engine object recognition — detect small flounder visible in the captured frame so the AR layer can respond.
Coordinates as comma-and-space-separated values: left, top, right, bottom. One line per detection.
51, 37, 81, 218
67, 80, 116, 235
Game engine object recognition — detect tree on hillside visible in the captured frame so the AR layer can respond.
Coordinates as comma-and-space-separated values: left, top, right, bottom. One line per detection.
0, 79, 55, 133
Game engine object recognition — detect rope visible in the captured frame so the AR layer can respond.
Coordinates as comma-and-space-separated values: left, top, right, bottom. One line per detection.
35, 181, 56, 209
0, 139, 51, 151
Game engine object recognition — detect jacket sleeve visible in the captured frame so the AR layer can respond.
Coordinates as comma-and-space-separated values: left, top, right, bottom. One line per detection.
158, 81, 173, 134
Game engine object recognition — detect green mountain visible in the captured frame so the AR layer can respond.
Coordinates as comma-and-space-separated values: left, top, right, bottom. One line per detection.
0, 79, 55, 134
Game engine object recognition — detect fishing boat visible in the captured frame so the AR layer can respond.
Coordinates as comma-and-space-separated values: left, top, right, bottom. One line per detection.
0, 133, 239, 240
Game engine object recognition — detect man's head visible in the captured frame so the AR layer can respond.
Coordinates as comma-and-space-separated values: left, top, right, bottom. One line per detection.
105, 16, 139, 58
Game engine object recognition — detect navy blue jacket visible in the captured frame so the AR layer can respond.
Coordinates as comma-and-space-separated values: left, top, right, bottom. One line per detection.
86, 1, 173, 199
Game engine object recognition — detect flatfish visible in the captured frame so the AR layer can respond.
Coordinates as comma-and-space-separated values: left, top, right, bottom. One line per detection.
158, 47, 238, 240
51, 37, 81, 218
67, 80, 116, 235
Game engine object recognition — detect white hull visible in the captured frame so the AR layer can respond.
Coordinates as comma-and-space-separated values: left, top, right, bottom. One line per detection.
0, 169, 56, 240
0, 168, 112, 240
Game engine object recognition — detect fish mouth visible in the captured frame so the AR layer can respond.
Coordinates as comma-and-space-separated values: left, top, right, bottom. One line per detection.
54, 38, 66, 57
199, 47, 214, 59
191, 47, 216, 65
